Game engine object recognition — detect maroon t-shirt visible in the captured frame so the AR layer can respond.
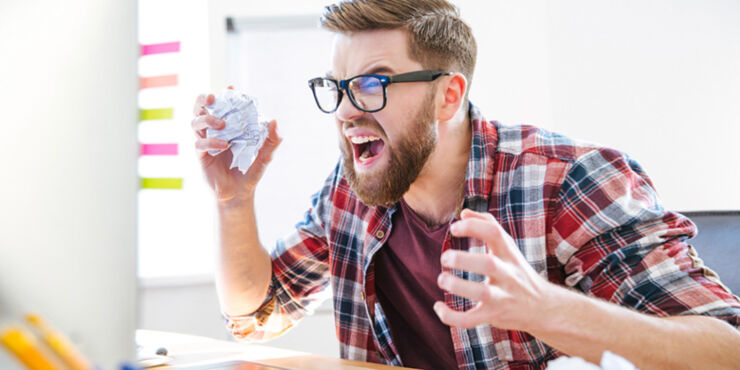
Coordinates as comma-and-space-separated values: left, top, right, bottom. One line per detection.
374, 199, 458, 369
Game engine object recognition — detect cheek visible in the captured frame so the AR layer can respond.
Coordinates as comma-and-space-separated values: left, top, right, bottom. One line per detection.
370, 112, 404, 147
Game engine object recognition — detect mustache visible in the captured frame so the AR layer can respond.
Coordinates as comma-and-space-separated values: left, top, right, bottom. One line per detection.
342, 118, 387, 138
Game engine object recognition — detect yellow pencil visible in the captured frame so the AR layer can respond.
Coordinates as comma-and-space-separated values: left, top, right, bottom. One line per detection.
25, 314, 93, 370
1, 326, 60, 370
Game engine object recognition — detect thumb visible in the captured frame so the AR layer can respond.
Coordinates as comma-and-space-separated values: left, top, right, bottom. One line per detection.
255, 120, 282, 164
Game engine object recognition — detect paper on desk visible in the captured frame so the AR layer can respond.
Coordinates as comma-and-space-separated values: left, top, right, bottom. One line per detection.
205, 89, 268, 174
546, 350, 636, 370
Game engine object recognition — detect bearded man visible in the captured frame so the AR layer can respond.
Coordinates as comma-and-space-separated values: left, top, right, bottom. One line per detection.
191, 1, 740, 368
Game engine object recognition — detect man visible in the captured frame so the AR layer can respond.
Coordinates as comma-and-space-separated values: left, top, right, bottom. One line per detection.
191, 0, 740, 368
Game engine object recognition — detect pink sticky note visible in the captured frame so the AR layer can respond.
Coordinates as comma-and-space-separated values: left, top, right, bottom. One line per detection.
140, 41, 180, 56
140, 143, 178, 156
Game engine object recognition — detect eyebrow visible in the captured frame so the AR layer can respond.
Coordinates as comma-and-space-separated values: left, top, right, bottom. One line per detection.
324, 66, 397, 81
364, 65, 396, 75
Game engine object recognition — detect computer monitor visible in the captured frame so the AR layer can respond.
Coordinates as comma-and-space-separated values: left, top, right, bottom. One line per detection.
0, 1, 138, 369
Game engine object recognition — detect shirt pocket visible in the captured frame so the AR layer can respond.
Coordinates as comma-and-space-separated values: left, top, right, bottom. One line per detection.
491, 328, 557, 366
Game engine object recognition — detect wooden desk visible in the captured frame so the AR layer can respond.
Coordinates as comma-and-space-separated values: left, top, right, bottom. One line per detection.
136, 330, 410, 369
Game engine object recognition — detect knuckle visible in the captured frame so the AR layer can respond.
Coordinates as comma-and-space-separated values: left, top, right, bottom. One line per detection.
478, 286, 493, 303
484, 256, 496, 272
195, 94, 206, 105
487, 224, 501, 238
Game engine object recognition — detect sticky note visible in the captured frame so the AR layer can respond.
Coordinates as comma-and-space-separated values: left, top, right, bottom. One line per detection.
140, 178, 183, 189
140, 41, 180, 56
140, 143, 178, 156
140, 74, 178, 89
140, 108, 174, 121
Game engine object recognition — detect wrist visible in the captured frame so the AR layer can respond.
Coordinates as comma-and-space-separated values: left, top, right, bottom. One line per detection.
217, 193, 255, 211
529, 282, 584, 338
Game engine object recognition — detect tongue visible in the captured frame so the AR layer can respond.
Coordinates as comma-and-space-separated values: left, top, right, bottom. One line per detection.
369, 140, 384, 156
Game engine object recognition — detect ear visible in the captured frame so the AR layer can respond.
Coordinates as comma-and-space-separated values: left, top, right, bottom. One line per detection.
436, 73, 467, 122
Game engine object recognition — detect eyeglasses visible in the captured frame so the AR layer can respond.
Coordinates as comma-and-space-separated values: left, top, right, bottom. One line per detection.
308, 69, 452, 114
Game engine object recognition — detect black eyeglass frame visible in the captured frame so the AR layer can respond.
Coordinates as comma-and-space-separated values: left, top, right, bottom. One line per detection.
308, 69, 453, 114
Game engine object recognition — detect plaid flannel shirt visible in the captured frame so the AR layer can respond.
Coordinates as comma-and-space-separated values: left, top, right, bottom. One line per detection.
226, 104, 740, 369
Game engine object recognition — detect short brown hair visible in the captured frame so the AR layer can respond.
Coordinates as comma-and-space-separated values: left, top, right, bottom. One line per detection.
321, 0, 477, 99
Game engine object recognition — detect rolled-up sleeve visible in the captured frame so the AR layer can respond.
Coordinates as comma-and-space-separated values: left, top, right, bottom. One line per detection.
550, 147, 740, 329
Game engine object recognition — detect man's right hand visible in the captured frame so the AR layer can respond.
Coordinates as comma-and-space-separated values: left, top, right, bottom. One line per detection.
191, 89, 282, 204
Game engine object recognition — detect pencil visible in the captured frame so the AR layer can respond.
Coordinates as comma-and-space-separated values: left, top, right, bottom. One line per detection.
25, 314, 93, 370
1, 326, 60, 370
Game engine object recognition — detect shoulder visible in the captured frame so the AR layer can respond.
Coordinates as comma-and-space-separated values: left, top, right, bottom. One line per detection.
493, 122, 604, 164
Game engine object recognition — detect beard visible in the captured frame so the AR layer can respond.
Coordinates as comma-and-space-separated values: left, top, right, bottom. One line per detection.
340, 89, 437, 207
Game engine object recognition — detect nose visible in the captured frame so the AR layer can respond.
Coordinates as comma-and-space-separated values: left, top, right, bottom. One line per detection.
334, 90, 364, 123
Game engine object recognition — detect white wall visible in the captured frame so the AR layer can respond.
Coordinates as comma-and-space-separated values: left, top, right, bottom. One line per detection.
543, 0, 740, 212
459, 0, 740, 211
0, 1, 138, 368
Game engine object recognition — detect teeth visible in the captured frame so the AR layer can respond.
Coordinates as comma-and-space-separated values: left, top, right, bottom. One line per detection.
350, 136, 380, 144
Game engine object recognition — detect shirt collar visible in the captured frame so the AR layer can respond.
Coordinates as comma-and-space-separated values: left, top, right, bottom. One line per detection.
463, 102, 498, 201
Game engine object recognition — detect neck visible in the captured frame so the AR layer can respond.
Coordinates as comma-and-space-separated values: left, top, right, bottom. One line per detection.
403, 110, 471, 226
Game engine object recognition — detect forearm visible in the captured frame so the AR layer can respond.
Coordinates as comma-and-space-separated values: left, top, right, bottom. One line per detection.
533, 285, 740, 369
215, 196, 272, 316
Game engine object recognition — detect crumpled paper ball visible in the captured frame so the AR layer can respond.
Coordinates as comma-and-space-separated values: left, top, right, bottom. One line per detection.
205, 89, 268, 174
546, 351, 636, 370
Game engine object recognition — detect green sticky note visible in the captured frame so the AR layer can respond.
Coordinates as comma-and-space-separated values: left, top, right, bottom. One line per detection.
140, 178, 183, 189
140, 108, 174, 121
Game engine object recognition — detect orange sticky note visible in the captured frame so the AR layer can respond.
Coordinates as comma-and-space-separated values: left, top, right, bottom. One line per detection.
140, 74, 178, 89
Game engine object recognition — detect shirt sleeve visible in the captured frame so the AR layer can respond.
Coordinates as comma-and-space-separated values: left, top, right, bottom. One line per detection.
550, 147, 740, 329
224, 164, 340, 341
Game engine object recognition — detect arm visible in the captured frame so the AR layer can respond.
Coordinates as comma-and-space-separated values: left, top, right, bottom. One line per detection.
538, 286, 740, 368
192, 92, 333, 341
434, 148, 740, 368
191, 91, 281, 316
216, 197, 273, 316
434, 210, 740, 369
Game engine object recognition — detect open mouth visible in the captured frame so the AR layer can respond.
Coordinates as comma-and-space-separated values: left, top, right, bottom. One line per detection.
349, 134, 386, 166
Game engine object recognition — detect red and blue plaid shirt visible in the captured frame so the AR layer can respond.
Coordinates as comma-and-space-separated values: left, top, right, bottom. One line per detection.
226, 104, 740, 369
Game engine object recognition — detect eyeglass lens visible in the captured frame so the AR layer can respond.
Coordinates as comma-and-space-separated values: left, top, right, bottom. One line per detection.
312, 76, 385, 113
311, 79, 340, 113
348, 76, 384, 111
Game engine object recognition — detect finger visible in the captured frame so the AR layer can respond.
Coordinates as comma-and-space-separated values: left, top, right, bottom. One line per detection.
450, 217, 517, 261
254, 120, 282, 164
243, 120, 281, 179
459, 208, 494, 222
433, 301, 490, 329
437, 272, 506, 303
440, 250, 501, 278
191, 115, 225, 132
195, 138, 229, 152
193, 94, 215, 116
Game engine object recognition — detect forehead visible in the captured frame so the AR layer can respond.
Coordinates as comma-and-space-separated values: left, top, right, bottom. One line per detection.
330, 28, 422, 78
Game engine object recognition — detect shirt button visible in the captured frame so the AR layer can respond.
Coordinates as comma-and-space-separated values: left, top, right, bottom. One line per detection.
360, 291, 366, 301
375, 230, 385, 239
